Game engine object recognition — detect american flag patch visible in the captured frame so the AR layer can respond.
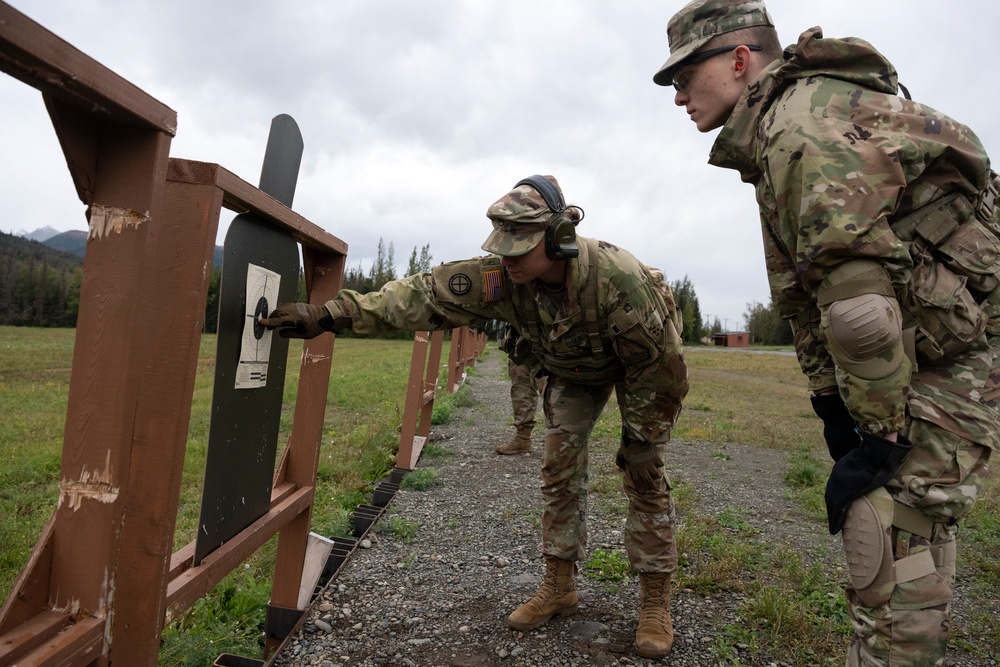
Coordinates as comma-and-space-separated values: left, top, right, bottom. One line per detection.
484, 269, 503, 302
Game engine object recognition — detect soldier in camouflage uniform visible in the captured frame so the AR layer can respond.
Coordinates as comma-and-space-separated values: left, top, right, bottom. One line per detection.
261, 175, 690, 659
653, 2, 1000, 665
494, 352, 546, 455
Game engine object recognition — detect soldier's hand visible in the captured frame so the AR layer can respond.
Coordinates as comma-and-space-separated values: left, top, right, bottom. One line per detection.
259, 302, 337, 339
615, 438, 665, 494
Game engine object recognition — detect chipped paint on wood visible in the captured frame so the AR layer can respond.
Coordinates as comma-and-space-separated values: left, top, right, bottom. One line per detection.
302, 352, 331, 365
59, 450, 120, 511
87, 204, 149, 240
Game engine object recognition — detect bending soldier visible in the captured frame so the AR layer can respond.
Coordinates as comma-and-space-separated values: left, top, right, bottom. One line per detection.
261, 175, 689, 659
653, 2, 1000, 664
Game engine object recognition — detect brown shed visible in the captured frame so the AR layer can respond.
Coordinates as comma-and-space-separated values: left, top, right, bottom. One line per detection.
713, 332, 749, 347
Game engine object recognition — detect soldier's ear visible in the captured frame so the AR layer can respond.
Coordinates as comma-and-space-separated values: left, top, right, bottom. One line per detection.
733, 45, 754, 79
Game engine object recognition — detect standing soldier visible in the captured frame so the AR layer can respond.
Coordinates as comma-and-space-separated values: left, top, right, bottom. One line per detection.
495, 329, 546, 455
652, 2, 999, 665
261, 175, 689, 659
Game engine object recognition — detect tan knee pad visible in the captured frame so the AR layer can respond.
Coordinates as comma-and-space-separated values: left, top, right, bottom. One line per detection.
842, 487, 895, 607
825, 293, 904, 380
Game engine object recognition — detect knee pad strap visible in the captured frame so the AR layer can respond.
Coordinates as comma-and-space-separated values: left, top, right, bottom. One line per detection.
894, 550, 937, 584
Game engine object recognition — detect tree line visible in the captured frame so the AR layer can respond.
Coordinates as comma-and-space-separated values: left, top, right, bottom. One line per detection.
5, 229, 769, 348
742, 299, 794, 346
0, 232, 83, 327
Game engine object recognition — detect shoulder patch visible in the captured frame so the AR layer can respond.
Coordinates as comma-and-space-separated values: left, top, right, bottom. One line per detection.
448, 273, 472, 296
432, 258, 498, 306
484, 269, 503, 302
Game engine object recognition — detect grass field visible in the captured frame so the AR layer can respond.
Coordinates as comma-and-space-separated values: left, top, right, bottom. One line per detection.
1, 327, 996, 664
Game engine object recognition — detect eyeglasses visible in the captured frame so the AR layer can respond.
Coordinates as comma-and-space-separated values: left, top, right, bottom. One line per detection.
672, 44, 762, 93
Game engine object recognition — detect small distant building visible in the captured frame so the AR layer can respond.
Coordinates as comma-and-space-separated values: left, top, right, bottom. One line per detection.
713, 332, 749, 348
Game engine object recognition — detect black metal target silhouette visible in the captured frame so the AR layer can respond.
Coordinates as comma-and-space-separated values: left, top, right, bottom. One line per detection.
194, 114, 304, 565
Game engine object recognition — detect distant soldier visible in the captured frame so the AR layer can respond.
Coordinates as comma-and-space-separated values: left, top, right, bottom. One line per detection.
653, 2, 1000, 664
261, 175, 689, 659
495, 327, 546, 455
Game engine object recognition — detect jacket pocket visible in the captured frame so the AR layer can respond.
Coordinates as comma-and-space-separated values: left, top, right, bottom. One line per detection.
907, 260, 987, 363
935, 219, 1000, 294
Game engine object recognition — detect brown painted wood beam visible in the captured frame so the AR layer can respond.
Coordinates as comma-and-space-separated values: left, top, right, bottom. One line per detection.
0, 1, 176, 134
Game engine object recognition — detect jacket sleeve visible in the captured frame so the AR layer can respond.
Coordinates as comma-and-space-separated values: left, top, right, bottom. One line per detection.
609, 278, 689, 445
328, 257, 510, 335
756, 208, 839, 395
762, 111, 915, 433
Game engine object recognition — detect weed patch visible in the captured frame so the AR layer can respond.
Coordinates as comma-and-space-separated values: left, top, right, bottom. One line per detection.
583, 548, 631, 582
378, 515, 419, 542
675, 511, 762, 594
402, 469, 439, 491
421, 441, 453, 459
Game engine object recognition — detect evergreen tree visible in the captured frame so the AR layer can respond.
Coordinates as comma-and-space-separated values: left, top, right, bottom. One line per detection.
367, 238, 397, 289
743, 298, 790, 345
405, 243, 433, 276
417, 243, 432, 272
668, 275, 704, 344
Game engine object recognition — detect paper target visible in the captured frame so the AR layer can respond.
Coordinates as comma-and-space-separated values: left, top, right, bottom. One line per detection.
235, 263, 281, 388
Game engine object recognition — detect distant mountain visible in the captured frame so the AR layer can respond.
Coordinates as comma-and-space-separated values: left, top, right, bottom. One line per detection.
0, 230, 84, 271
39, 231, 223, 268
16, 225, 62, 242
44, 230, 87, 257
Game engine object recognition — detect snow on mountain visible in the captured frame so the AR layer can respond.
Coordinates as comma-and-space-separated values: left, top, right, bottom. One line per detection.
15, 226, 62, 242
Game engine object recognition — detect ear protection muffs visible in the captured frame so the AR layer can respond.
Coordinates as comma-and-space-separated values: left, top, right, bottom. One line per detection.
514, 175, 584, 260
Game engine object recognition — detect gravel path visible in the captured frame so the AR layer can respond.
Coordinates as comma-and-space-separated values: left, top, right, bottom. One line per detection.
272, 350, 996, 667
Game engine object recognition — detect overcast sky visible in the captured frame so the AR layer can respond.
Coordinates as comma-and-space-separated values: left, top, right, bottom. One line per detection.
3, 1, 998, 330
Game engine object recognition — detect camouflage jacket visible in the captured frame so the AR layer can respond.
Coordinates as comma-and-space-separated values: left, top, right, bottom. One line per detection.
330, 236, 689, 444
709, 27, 999, 446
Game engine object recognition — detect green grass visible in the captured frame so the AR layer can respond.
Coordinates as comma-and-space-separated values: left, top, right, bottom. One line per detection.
401, 469, 439, 491
583, 548, 631, 583
3, 333, 998, 664
420, 441, 454, 459
377, 514, 419, 542
673, 348, 821, 451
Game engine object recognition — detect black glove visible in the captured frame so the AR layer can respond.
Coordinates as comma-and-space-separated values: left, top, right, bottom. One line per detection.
824, 432, 911, 534
258, 302, 346, 339
810, 393, 861, 462
615, 435, 665, 494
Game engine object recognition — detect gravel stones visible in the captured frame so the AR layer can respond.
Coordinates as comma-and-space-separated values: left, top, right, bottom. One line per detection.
272, 351, 992, 667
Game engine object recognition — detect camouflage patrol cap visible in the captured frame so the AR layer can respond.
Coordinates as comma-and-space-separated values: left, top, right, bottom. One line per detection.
481, 175, 561, 257
653, 0, 774, 86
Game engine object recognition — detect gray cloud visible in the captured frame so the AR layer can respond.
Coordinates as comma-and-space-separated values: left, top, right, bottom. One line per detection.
3, 0, 998, 330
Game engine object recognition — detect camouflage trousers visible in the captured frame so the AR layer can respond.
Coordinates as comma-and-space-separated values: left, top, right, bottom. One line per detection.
538, 376, 677, 574
508, 358, 545, 430
845, 419, 993, 666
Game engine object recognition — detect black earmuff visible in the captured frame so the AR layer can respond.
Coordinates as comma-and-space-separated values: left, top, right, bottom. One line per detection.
514, 175, 583, 260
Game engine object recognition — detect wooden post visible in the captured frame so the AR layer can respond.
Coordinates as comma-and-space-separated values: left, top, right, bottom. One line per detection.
265, 245, 344, 655
395, 329, 445, 471
417, 331, 445, 440
0, 6, 350, 664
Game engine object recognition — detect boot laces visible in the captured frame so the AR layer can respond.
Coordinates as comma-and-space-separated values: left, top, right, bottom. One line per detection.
639, 605, 671, 627
640, 575, 670, 626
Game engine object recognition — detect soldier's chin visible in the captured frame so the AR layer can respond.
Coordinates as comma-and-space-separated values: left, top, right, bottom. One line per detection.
505, 270, 528, 284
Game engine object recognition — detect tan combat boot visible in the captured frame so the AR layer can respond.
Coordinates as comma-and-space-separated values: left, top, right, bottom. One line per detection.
507, 556, 578, 631
635, 572, 674, 659
495, 425, 534, 455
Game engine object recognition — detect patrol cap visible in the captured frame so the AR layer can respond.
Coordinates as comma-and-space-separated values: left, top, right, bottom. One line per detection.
653, 0, 774, 87
481, 175, 562, 257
